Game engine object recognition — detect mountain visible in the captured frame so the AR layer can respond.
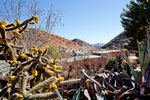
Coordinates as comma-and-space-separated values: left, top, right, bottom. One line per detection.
91, 43, 104, 48
20, 29, 84, 51
72, 38, 95, 51
101, 31, 130, 49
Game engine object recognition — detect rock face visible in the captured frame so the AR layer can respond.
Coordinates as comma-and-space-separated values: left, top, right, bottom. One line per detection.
60, 56, 108, 79
102, 31, 130, 49
72, 38, 95, 51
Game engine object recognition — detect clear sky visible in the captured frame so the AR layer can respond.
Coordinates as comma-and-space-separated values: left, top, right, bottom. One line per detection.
1, 0, 130, 44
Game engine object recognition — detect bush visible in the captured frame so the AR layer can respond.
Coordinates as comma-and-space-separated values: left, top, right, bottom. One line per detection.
47, 43, 61, 59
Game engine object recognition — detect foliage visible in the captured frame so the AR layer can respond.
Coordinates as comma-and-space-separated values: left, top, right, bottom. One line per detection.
47, 43, 61, 59
72, 87, 81, 100
101, 31, 129, 49
121, 0, 150, 49
79, 35, 150, 99
105, 57, 117, 70
0, 16, 64, 100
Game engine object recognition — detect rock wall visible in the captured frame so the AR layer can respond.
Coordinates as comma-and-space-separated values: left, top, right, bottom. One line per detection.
60, 56, 108, 79
92, 49, 128, 57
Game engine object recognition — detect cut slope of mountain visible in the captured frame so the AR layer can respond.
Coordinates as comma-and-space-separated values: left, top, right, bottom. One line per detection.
20, 29, 84, 51
101, 31, 130, 49
91, 43, 104, 48
72, 38, 95, 50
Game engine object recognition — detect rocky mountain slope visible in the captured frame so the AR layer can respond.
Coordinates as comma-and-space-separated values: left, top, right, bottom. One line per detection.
20, 29, 84, 51
72, 38, 95, 51
101, 31, 130, 49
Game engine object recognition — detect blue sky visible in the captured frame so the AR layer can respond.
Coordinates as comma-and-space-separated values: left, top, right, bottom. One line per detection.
1, 0, 130, 44
39, 0, 130, 44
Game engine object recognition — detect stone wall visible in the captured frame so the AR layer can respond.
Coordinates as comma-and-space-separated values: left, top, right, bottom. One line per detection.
60, 56, 108, 79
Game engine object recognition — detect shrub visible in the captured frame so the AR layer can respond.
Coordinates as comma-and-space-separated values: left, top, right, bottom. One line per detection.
47, 43, 61, 59
0, 16, 64, 100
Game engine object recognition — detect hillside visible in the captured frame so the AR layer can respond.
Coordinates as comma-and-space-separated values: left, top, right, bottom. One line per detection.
91, 43, 104, 48
101, 31, 130, 49
72, 38, 95, 51
20, 29, 84, 51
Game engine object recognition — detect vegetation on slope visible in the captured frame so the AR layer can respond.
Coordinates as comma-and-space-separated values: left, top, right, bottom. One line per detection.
21, 29, 84, 51
101, 31, 130, 49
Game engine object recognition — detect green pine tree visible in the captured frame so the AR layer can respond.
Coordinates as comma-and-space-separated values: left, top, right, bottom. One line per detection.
121, 0, 150, 50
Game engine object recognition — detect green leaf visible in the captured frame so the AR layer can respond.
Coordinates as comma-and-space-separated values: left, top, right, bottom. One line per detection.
138, 41, 144, 65
122, 69, 130, 78
147, 39, 150, 56
138, 41, 149, 74
122, 51, 139, 81
73, 87, 81, 100
122, 69, 133, 87
56, 89, 63, 100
